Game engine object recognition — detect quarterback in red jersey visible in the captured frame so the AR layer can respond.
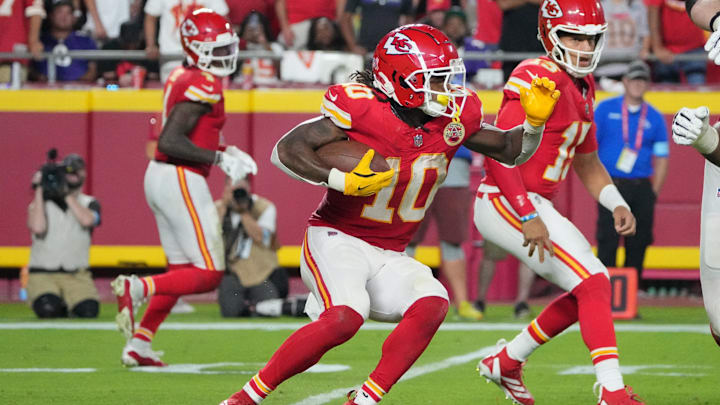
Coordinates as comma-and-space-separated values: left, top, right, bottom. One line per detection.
221, 24, 560, 405
474, 0, 644, 404
111, 9, 257, 367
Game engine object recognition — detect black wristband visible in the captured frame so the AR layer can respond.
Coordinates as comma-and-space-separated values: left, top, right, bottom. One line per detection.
710, 11, 720, 32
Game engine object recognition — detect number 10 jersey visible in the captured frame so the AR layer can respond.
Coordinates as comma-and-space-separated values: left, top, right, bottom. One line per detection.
309, 82, 485, 252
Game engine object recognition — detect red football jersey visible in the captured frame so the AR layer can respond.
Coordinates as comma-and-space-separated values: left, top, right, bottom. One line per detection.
309, 83, 484, 251
155, 66, 226, 177
0, 0, 44, 54
482, 56, 597, 216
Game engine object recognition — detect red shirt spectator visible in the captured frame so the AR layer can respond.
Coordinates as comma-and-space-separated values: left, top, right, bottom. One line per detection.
225, 0, 276, 34
645, 0, 705, 55
0, 0, 45, 57
275, 0, 338, 49
473, 0, 501, 44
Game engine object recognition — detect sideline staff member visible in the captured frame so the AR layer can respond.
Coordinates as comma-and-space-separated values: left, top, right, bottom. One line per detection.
594, 60, 669, 286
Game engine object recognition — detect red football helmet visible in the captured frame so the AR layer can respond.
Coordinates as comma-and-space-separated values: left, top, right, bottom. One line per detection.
180, 8, 239, 77
372, 24, 468, 118
538, 0, 607, 77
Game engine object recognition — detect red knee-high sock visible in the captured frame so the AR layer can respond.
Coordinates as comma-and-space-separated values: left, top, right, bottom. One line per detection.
133, 294, 179, 342
142, 265, 222, 296
360, 296, 449, 400
244, 305, 364, 400
571, 274, 618, 364
505, 292, 579, 366
529, 292, 578, 343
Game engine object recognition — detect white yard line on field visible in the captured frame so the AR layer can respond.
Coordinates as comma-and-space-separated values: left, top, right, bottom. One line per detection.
0, 322, 711, 334
290, 345, 497, 405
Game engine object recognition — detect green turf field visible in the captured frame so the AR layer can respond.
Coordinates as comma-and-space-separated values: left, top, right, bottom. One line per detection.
1, 302, 718, 404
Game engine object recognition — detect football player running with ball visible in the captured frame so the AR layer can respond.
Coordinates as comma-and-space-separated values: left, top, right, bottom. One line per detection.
220, 24, 559, 405
473, 0, 645, 404
111, 9, 257, 367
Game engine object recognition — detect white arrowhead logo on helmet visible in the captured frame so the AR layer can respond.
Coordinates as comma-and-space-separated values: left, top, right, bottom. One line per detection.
383, 32, 421, 55
181, 19, 199, 37
541, 0, 563, 18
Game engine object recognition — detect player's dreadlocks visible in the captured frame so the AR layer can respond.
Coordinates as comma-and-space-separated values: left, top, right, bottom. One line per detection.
349, 69, 375, 89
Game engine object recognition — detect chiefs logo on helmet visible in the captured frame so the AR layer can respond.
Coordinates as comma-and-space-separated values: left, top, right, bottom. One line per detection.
180, 19, 199, 37
383, 33, 420, 55
541, 0, 563, 18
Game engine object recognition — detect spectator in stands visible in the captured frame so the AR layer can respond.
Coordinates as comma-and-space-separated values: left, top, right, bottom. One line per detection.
275, 0, 338, 50
595, 0, 650, 90
143, 0, 229, 82
215, 178, 305, 318
647, 0, 707, 84
32, 0, 98, 82
339, 0, 412, 56
475, 241, 536, 319
496, 0, 544, 80
0, 0, 46, 86
594, 60, 669, 291
420, 0, 450, 28
463, 0, 503, 85
82, 0, 139, 42
27, 153, 101, 319
306, 17, 345, 51
238, 11, 282, 85
225, 0, 276, 34
443, 6, 468, 49
99, 20, 159, 86
406, 148, 484, 321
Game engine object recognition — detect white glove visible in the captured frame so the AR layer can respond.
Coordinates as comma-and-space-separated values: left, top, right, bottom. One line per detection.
672, 106, 720, 154
706, 18, 720, 65
216, 146, 257, 183
706, 31, 720, 65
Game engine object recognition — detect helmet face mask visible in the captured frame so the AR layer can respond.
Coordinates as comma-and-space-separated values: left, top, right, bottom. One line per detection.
181, 9, 239, 77
537, 0, 607, 78
407, 58, 469, 117
372, 24, 469, 119
547, 26, 605, 77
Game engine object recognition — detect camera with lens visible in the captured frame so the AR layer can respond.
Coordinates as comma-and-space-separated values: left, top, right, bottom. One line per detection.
232, 187, 254, 211
36, 149, 86, 201
38, 149, 68, 201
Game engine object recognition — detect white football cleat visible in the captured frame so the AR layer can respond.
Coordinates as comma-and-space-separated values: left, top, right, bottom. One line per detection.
121, 339, 167, 367
111, 275, 145, 340
477, 339, 534, 405
594, 382, 645, 405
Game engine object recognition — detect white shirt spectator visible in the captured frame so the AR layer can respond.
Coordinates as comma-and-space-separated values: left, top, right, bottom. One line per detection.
83, 0, 133, 39
595, 0, 649, 79
144, 0, 229, 55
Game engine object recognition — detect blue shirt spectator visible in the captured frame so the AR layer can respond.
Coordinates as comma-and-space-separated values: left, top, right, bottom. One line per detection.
33, 1, 97, 82
595, 95, 669, 179
594, 60, 669, 290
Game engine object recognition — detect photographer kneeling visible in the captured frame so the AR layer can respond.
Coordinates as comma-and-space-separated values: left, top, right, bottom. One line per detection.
216, 178, 305, 317
27, 153, 101, 318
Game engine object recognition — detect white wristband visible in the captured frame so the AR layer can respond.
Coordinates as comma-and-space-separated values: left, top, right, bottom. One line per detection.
514, 121, 544, 165
694, 124, 720, 155
599, 184, 630, 212
522, 120, 543, 135
327, 168, 346, 193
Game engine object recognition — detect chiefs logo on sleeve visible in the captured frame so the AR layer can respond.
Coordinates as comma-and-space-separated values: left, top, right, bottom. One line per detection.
541, 0, 563, 18
383, 33, 421, 55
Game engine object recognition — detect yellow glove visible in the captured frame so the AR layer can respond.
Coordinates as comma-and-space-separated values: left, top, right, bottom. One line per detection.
328, 149, 395, 197
520, 77, 561, 127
